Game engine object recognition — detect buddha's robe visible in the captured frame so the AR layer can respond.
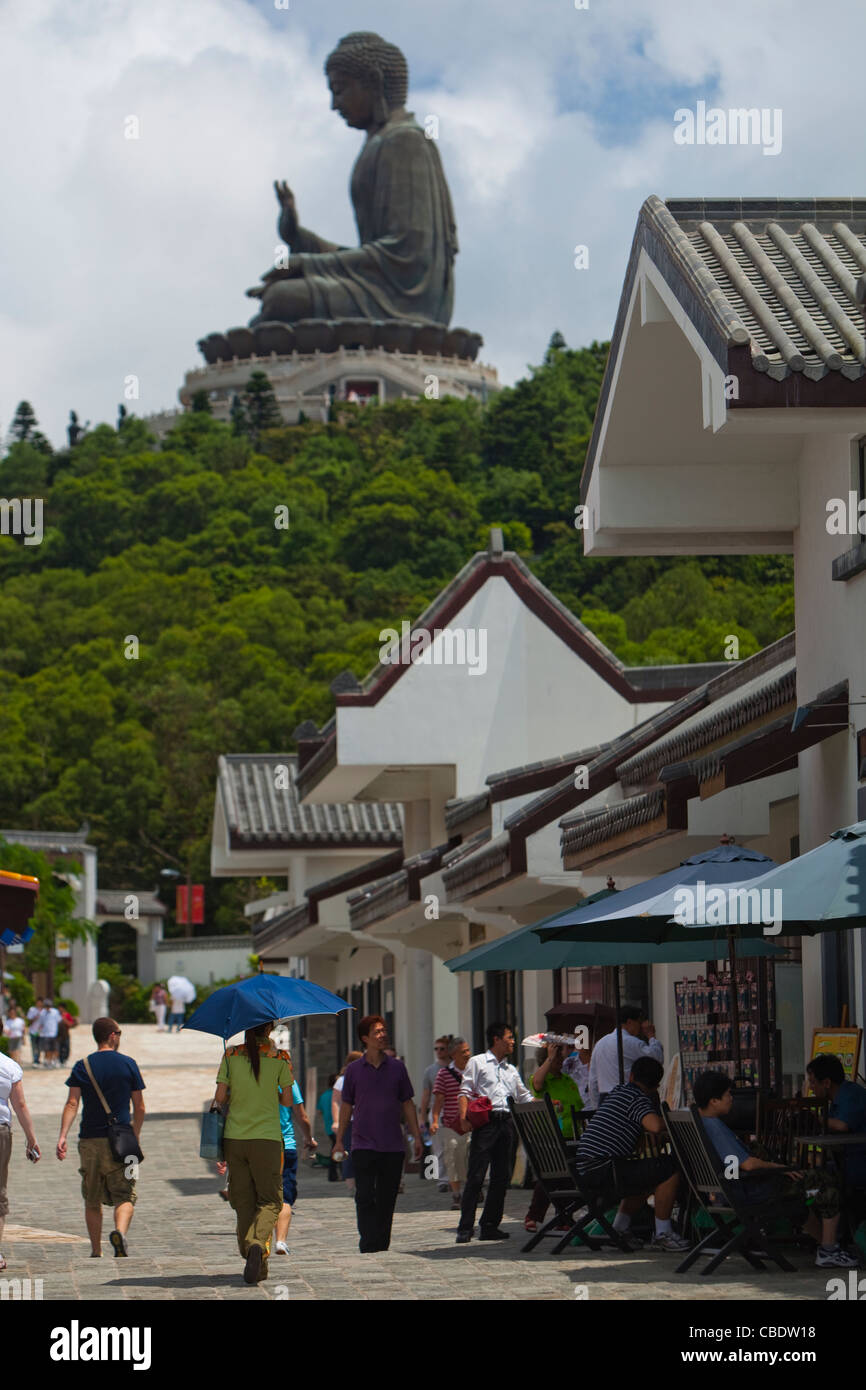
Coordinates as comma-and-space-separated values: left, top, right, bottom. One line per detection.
271, 111, 457, 325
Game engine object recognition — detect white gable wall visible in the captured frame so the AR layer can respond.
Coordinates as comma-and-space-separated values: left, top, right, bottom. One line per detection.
339, 575, 666, 798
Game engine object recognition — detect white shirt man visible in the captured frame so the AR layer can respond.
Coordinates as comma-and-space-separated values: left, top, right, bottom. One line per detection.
37, 1004, 60, 1040
456, 1024, 533, 1243
588, 1013, 663, 1109
459, 1050, 534, 1113
37, 1003, 61, 1068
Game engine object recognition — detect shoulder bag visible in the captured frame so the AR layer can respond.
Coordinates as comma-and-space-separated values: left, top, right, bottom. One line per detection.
82, 1055, 144, 1165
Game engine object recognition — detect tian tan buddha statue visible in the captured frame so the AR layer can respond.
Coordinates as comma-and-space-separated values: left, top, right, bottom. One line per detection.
246, 31, 458, 329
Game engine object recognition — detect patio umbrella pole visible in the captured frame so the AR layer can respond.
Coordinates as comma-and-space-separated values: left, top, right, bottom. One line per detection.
614, 965, 625, 1085
727, 929, 742, 1081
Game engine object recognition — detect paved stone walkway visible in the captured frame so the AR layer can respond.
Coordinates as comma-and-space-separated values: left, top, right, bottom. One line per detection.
2, 1026, 839, 1300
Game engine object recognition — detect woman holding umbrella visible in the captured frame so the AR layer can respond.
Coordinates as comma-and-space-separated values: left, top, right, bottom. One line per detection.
212, 1021, 295, 1284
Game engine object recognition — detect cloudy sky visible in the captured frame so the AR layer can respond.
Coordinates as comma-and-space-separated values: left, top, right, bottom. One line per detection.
3, 0, 866, 444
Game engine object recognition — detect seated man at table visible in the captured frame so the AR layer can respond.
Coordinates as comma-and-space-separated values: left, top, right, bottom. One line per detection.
806, 1053, 866, 1196
695, 1069, 858, 1269
574, 1055, 688, 1252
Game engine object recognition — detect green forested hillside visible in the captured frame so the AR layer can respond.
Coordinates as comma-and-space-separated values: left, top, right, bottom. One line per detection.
0, 338, 793, 929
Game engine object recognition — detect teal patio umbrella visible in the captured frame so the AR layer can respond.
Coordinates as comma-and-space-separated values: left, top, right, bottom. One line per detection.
673, 819, 866, 932
447, 893, 782, 1085
535, 845, 778, 946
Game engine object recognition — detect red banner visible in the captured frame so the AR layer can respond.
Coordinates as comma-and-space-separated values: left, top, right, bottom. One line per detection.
176, 885, 205, 925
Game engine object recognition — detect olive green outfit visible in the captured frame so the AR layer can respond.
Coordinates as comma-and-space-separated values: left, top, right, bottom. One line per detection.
217, 1045, 294, 1276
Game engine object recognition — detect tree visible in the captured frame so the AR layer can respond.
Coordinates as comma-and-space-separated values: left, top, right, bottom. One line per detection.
190, 389, 213, 414
9, 401, 38, 444
545, 329, 567, 362
241, 370, 282, 443
7, 400, 53, 455
229, 392, 246, 437
0, 837, 97, 998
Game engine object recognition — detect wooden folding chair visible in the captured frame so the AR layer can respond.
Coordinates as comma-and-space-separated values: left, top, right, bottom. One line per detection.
663, 1104, 800, 1278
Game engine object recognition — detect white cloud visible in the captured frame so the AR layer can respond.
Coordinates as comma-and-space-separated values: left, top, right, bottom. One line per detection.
2, 0, 866, 443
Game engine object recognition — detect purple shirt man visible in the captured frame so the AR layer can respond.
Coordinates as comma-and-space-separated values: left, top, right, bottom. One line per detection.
334, 1016, 422, 1253
342, 1054, 414, 1151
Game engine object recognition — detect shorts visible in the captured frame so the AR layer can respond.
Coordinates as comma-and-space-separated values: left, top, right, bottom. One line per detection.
577, 1154, 677, 1196
78, 1137, 138, 1209
439, 1125, 470, 1184
281, 1149, 299, 1205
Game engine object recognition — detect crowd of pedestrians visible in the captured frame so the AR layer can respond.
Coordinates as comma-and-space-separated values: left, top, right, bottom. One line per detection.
2, 996, 76, 1068
1, 996, 863, 1280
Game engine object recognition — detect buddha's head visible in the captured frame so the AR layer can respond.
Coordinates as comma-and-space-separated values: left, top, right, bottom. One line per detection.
325, 31, 408, 130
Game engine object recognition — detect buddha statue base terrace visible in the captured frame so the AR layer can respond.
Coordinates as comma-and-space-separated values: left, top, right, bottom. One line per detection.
181, 319, 499, 424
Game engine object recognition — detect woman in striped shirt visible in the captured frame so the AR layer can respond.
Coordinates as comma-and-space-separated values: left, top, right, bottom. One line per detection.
430, 1037, 471, 1208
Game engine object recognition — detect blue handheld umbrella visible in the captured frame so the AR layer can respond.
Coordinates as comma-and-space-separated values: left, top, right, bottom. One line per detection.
184, 974, 351, 1040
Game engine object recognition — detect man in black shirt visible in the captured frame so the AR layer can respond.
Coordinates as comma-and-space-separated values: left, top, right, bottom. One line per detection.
575, 1056, 687, 1252
57, 1017, 145, 1258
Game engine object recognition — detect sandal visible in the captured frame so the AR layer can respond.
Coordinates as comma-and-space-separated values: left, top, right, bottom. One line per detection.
524, 1219, 538, 1232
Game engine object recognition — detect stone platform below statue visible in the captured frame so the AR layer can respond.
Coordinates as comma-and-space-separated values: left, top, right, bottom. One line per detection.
181, 320, 498, 424
199, 318, 483, 363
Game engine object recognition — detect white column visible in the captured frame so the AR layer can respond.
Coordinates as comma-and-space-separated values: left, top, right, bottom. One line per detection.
431, 954, 459, 1038
651, 963, 679, 1069
70, 847, 99, 1020
399, 947, 433, 1095
70, 935, 99, 1021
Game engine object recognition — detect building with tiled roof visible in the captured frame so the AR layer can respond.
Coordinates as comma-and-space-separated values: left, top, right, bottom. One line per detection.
578, 192, 866, 1062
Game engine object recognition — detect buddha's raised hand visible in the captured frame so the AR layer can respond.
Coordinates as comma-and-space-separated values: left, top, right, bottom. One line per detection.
274, 180, 299, 240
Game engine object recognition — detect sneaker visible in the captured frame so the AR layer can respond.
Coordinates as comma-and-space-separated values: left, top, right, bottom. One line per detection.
650, 1231, 691, 1253
244, 1244, 263, 1284
815, 1245, 859, 1269
109, 1230, 128, 1258
274, 1241, 290, 1256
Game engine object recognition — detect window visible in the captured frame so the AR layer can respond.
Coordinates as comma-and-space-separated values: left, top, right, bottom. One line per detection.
560, 966, 606, 1004
343, 379, 381, 405
366, 976, 382, 1018
382, 974, 395, 1051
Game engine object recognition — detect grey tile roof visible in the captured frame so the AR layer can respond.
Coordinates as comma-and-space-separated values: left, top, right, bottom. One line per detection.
659, 197, 866, 381
560, 790, 666, 859
96, 890, 167, 917
615, 658, 796, 788
251, 847, 406, 951
0, 828, 95, 855
348, 870, 410, 930
444, 790, 490, 831
253, 902, 312, 952
442, 831, 511, 896
218, 754, 403, 848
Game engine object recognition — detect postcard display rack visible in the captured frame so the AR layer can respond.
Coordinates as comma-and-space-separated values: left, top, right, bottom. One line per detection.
675, 960, 779, 1102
